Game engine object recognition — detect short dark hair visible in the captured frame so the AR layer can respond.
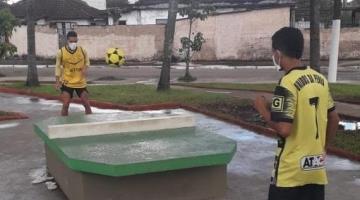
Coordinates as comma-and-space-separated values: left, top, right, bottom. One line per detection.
66, 31, 78, 39
272, 27, 304, 59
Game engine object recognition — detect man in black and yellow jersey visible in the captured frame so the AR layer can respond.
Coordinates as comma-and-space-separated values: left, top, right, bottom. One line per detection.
254, 27, 340, 200
55, 31, 92, 116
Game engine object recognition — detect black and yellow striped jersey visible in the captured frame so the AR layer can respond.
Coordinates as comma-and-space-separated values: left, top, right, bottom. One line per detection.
55, 46, 90, 88
270, 66, 335, 187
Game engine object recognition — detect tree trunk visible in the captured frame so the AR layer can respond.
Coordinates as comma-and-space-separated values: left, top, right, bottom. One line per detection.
310, 0, 321, 72
185, 19, 193, 78
334, 0, 342, 19
26, 0, 39, 87
4, 32, 9, 43
157, 0, 178, 91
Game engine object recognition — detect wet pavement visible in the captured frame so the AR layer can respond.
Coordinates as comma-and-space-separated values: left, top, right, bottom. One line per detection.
0, 93, 359, 200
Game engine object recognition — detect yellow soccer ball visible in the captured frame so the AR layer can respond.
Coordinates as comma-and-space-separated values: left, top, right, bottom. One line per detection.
105, 48, 125, 67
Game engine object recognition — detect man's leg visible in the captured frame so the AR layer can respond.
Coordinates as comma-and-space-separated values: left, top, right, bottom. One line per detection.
61, 91, 71, 116
78, 89, 92, 115
268, 184, 301, 200
300, 184, 325, 200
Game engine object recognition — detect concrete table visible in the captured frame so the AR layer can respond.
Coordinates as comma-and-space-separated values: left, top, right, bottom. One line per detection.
34, 112, 237, 200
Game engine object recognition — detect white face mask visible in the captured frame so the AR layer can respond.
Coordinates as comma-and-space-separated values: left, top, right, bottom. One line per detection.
272, 52, 282, 71
68, 42, 77, 51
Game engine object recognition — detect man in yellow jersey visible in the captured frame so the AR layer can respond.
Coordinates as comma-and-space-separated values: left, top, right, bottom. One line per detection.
54, 31, 92, 116
254, 27, 340, 200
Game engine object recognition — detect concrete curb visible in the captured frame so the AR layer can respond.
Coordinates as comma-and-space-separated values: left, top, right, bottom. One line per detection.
0, 87, 359, 162
172, 83, 274, 94
335, 99, 360, 105
1, 64, 359, 70
0, 112, 28, 121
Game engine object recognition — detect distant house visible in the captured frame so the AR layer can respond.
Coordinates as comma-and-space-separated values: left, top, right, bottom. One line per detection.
344, 0, 360, 26
10, 0, 108, 26
10, 0, 109, 47
0, 1, 9, 10
295, 0, 360, 28
106, 0, 296, 25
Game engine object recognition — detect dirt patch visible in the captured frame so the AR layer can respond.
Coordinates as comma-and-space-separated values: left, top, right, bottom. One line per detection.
335, 97, 360, 105
172, 83, 273, 94
174, 84, 360, 106
198, 101, 267, 127
196, 101, 360, 161
95, 76, 125, 81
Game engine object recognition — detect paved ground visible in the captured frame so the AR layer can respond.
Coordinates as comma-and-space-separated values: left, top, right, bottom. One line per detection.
0, 65, 359, 199
0, 65, 359, 84
0, 93, 359, 200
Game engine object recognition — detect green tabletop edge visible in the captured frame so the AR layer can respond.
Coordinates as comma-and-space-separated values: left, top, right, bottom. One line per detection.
34, 124, 237, 177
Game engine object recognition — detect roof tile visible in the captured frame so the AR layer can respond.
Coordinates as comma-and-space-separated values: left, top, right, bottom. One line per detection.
10, 0, 107, 21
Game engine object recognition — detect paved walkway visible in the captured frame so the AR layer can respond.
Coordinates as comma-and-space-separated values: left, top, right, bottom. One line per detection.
1, 66, 359, 118
1, 65, 360, 84
0, 93, 359, 200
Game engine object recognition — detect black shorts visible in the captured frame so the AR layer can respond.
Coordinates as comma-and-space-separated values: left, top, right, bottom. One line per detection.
61, 85, 88, 98
268, 184, 324, 200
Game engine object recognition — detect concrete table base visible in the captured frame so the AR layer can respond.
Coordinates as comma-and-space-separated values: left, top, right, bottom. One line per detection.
46, 146, 227, 200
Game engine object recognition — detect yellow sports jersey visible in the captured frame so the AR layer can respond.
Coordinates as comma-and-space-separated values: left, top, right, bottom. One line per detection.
270, 66, 335, 187
55, 46, 90, 88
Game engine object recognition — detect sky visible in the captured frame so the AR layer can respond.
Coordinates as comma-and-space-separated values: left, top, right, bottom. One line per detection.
7, 0, 20, 4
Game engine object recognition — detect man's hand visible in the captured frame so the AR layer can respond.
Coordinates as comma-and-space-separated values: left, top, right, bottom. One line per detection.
325, 110, 340, 150
254, 95, 270, 119
55, 81, 61, 91
81, 67, 88, 78
253, 95, 293, 138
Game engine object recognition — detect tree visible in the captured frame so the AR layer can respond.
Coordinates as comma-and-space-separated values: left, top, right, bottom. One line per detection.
0, 0, 8, 5
157, 0, 178, 91
0, 8, 18, 59
334, 0, 342, 18
178, 0, 214, 82
26, 0, 39, 87
108, 8, 122, 25
310, 0, 321, 72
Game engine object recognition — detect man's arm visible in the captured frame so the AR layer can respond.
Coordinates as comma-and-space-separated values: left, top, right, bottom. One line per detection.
55, 50, 62, 90
82, 48, 90, 77
254, 96, 293, 138
325, 110, 340, 150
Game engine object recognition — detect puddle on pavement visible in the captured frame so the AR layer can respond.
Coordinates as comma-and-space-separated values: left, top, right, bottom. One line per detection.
340, 121, 360, 131
29, 97, 40, 102
2, 93, 360, 175
0, 122, 19, 129
353, 178, 360, 186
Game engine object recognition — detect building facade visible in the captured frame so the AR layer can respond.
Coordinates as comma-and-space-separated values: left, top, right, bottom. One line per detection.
106, 0, 296, 25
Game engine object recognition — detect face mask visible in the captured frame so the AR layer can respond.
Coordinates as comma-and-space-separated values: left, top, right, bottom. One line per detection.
272, 52, 283, 71
68, 42, 77, 51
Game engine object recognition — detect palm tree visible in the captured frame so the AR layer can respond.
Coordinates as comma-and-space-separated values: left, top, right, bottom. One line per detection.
157, 0, 178, 91
310, 0, 321, 72
26, 0, 39, 87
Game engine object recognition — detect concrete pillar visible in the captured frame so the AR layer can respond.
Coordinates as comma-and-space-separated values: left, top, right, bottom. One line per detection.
328, 19, 341, 83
